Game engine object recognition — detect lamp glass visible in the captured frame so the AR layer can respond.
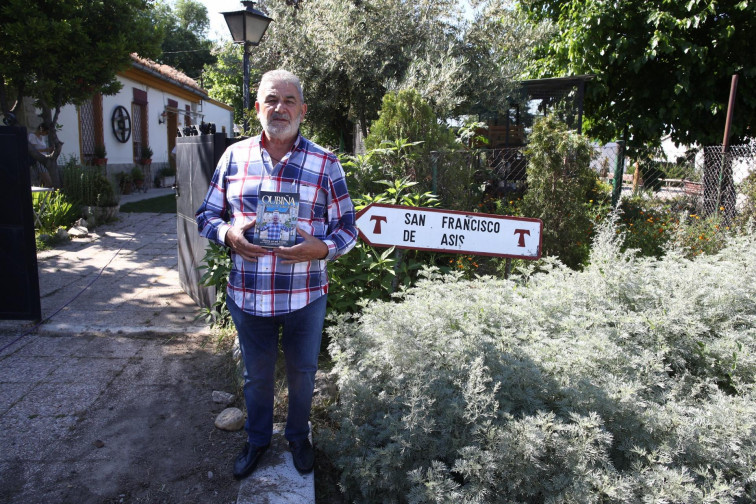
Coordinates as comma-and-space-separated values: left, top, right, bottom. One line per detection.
244, 14, 271, 44
222, 11, 245, 43
222, 8, 272, 45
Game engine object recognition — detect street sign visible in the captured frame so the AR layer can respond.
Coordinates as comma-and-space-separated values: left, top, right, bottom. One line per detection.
355, 203, 542, 260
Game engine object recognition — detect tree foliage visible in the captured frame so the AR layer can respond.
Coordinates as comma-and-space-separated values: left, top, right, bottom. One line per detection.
365, 90, 456, 153
519, 0, 756, 152
238, 0, 547, 149
0, 0, 162, 184
153, 0, 214, 80
520, 115, 600, 269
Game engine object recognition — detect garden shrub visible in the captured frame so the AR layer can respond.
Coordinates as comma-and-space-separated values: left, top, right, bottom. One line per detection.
365, 90, 457, 190
32, 189, 79, 234
520, 114, 603, 269
734, 171, 756, 231
60, 158, 119, 208
324, 220, 756, 503
328, 177, 441, 315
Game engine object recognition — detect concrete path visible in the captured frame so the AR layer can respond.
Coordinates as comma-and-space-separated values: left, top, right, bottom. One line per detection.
0, 188, 315, 504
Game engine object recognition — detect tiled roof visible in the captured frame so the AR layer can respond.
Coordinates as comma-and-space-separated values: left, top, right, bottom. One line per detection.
129, 53, 208, 96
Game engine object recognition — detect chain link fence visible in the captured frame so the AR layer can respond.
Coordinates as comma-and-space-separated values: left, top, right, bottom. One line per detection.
424, 143, 755, 221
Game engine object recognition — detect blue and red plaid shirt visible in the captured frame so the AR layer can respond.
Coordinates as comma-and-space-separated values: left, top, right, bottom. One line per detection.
196, 133, 357, 316
258, 220, 291, 242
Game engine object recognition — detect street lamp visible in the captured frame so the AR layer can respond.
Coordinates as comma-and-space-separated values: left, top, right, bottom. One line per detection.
222, 1, 273, 135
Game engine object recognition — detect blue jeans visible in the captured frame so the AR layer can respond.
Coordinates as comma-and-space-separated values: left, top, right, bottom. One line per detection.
227, 294, 327, 447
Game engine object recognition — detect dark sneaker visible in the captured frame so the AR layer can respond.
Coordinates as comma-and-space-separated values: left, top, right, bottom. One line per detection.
233, 442, 269, 480
289, 438, 314, 474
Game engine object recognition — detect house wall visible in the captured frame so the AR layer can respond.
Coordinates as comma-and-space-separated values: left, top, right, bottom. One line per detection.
202, 98, 234, 138
53, 73, 233, 182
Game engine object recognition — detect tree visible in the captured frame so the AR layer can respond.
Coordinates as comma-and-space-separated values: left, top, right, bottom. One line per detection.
203, 41, 263, 130
235, 0, 545, 150
153, 0, 215, 80
519, 0, 756, 152
175, 0, 209, 34
365, 90, 456, 153
520, 114, 599, 269
0, 0, 162, 186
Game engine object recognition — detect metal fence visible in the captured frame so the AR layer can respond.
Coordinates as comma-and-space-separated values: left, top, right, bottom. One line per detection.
425, 143, 755, 219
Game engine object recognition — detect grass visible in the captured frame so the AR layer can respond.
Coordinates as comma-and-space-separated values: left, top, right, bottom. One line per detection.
120, 194, 177, 213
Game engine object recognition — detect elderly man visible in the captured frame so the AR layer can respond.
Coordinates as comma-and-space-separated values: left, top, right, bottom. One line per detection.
196, 69, 357, 479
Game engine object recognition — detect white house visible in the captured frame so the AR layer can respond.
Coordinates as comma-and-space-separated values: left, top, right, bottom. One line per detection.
36, 54, 234, 184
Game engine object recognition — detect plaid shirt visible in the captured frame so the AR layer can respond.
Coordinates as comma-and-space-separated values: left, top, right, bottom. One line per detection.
196, 133, 357, 316
258, 220, 291, 242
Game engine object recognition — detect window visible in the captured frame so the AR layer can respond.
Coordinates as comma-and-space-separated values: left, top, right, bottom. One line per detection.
78, 94, 104, 163
132, 88, 148, 161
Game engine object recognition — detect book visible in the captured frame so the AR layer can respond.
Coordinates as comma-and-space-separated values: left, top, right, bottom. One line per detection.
251, 190, 300, 248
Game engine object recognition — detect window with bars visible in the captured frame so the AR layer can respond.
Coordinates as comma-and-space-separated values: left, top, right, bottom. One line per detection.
78, 94, 103, 163
132, 88, 148, 161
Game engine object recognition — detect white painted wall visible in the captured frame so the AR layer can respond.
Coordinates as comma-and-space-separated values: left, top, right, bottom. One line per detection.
53, 73, 233, 168
202, 99, 234, 137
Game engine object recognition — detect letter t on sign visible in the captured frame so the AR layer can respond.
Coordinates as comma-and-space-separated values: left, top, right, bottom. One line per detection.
513, 229, 530, 247
370, 215, 388, 234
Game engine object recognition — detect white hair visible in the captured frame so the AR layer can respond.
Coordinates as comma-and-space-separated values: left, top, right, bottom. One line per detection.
256, 69, 304, 102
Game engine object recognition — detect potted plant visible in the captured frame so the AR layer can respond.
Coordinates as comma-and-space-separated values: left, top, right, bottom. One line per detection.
116, 171, 133, 194
92, 144, 107, 166
131, 165, 145, 191
88, 174, 120, 224
139, 145, 153, 165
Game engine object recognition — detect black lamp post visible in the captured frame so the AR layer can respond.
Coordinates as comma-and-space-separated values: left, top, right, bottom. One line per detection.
222, 1, 273, 135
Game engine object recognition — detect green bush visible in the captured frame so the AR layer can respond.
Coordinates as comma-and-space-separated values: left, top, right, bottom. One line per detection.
616, 196, 676, 257
365, 90, 457, 191
366, 89, 456, 153
324, 222, 756, 503
734, 171, 756, 231
32, 189, 79, 234
197, 241, 233, 329
60, 159, 119, 208
328, 177, 440, 315
521, 114, 603, 269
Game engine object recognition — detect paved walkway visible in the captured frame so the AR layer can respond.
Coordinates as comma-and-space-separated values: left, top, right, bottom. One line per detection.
0, 189, 314, 503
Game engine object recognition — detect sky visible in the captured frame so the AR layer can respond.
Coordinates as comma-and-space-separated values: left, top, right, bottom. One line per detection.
196, 0, 241, 41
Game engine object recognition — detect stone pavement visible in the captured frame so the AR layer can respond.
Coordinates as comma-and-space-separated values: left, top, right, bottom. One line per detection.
0, 188, 314, 504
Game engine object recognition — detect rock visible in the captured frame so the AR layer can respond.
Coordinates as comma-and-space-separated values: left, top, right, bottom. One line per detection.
212, 390, 235, 406
68, 226, 89, 238
75, 218, 89, 228
93, 439, 105, 448
214, 407, 245, 431
55, 228, 69, 240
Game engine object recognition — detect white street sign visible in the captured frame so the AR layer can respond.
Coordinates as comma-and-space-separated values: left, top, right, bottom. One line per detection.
355, 203, 542, 259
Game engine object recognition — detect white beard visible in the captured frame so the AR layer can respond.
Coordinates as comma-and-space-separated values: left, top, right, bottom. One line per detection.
261, 112, 302, 140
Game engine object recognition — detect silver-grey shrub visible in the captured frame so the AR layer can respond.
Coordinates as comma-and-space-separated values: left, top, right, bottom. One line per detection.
324, 222, 756, 503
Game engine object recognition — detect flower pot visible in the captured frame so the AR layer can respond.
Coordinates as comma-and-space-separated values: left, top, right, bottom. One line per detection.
83, 204, 120, 226
92, 158, 108, 166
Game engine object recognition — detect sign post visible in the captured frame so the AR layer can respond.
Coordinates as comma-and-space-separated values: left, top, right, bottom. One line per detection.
356, 203, 542, 260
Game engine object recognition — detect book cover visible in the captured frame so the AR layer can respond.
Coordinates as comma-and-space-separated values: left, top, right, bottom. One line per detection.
252, 191, 300, 248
